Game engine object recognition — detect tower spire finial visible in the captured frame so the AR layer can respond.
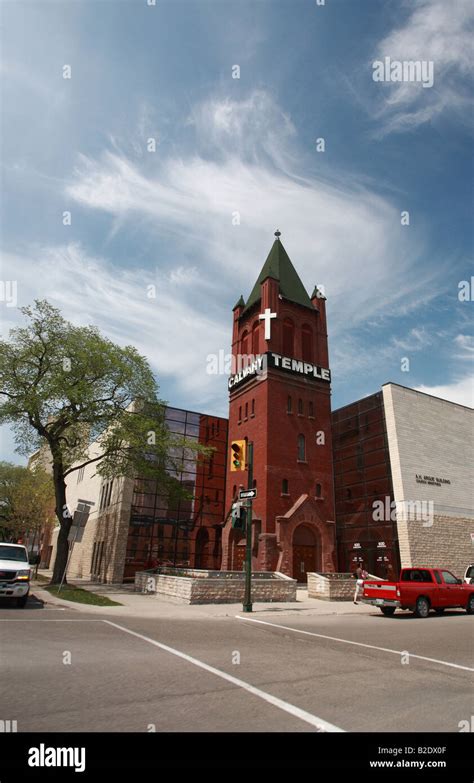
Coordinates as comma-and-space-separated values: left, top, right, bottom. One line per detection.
274, 229, 281, 240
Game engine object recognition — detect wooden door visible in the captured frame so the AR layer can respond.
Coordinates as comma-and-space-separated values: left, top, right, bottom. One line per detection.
293, 545, 317, 583
234, 544, 246, 571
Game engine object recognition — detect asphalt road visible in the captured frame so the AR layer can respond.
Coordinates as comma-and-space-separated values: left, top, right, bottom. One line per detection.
1, 595, 472, 733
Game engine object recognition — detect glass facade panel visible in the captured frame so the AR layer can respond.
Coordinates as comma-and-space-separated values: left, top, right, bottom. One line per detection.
124, 408, 228, 578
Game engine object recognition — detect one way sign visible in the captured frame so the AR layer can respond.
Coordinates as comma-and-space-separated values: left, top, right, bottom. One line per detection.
239, 488, 257, 500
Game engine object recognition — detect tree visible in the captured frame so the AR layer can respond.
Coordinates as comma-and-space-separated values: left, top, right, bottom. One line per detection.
0, 461, 29, 539
0, 300, 211, 584
0, 461, 55, 549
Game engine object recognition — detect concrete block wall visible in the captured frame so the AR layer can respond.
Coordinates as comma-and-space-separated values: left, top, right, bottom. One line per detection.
383, 384, 473, 578
307, 572, 357, 601
399, 514, 472, 577
135, 569, 297, 604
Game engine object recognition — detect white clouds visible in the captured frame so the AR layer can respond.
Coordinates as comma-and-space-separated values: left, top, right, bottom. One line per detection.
186, 90, 297, 168
391, 327, 433, 352
3, 88, 464, 421
415, 375, 474, 408
65, 90, 439, 340
454, 334, 474, 360
2, 244, 229, 410
372, 0, 474, 134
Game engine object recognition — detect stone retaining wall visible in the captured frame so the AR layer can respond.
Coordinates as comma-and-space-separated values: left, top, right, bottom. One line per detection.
307, 572, 382, 601
135, 568, 297, 604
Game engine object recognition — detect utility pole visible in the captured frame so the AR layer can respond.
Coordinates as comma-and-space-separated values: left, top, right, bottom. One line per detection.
242, 441, 253, 613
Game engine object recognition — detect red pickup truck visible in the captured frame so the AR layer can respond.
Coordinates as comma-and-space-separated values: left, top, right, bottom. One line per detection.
362, 567, 474, 618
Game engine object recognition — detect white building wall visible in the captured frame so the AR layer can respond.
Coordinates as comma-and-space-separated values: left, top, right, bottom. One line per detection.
383, 383, 473, 576
48, 442, 133, 582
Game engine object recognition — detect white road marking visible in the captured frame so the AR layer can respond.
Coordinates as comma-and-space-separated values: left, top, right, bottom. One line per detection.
103, 619, 345, 732
0, 619, 103, 622
236, 616, 474, 673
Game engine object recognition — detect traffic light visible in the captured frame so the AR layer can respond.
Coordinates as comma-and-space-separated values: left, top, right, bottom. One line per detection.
230, 440, 246, 472
231, 502, 246, 530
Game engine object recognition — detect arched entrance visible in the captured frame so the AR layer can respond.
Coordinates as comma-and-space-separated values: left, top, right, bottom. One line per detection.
292, 524, 320, 582
195, 528, 211, 570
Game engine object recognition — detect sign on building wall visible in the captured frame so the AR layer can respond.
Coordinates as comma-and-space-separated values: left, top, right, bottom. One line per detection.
228, 352, 331, 390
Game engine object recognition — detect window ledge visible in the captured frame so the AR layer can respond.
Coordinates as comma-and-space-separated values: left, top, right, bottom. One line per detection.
250, 413, 255, 418
281, 493, 290, 497
297, 460, 308, 464
308, 416, 315, 420
287, 411, 293, 415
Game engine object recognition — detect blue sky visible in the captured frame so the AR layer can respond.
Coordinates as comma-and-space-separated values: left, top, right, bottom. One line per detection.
1, 0, 473, 463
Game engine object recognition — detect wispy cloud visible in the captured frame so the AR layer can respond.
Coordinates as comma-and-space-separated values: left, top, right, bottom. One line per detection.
372, 0, 474, 134
65, 90, 442, 339
453, 334, 474, 360
2, 243, 230, 412
391, 327, 433, 352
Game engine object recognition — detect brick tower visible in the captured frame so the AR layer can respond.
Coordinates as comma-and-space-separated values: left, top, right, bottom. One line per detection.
221, 231, 337, 580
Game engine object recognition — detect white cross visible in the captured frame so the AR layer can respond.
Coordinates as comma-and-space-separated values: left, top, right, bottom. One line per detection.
259, 308, 277, 341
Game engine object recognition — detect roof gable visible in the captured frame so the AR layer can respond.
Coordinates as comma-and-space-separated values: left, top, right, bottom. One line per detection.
243, 238, 313, 313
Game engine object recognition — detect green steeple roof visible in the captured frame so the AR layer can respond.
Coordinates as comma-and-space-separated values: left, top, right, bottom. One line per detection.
243, 236, 313, 313
233, 295, 245, 310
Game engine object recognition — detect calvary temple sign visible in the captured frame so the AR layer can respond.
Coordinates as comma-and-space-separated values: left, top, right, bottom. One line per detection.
228, 352, 331, 390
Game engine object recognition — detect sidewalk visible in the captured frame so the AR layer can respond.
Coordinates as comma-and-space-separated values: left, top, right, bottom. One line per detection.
32, 573, 376, 620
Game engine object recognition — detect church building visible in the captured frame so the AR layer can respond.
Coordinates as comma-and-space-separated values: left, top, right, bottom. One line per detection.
221, 232, 337, 581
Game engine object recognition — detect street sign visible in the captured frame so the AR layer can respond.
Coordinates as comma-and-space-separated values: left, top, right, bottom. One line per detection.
239, 488, 257, 500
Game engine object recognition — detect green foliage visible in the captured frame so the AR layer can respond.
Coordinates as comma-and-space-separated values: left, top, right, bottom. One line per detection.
0, 299, 210, 482
0, 300, 214, 582
0, 461, 55, 540
46, 585, 122, 606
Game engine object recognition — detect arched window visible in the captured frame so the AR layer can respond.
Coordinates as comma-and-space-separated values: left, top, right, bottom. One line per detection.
298, 398, 303, 415
308, 401, 314, 417
302, 324, 313, 362
208, 454, 214, 477
251, 399, 255, 416
238, 405, 242, 422
241, 330, 249, 359
252, 478, 257, 488
252, 321, 259, 356
287, 395, 292, 413
297, 434, 306, 461
282, 478, 289, 494
244, 402, 248, 419
282, 318, 294, 356
315, 483, 322, 498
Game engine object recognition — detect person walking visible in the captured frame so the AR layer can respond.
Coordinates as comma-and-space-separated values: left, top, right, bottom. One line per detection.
354, 563, 368, 604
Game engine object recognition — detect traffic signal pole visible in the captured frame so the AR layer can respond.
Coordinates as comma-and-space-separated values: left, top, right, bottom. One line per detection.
242, 441, 253, 613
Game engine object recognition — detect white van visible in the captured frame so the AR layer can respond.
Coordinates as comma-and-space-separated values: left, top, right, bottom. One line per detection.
0, 543, 32, 607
